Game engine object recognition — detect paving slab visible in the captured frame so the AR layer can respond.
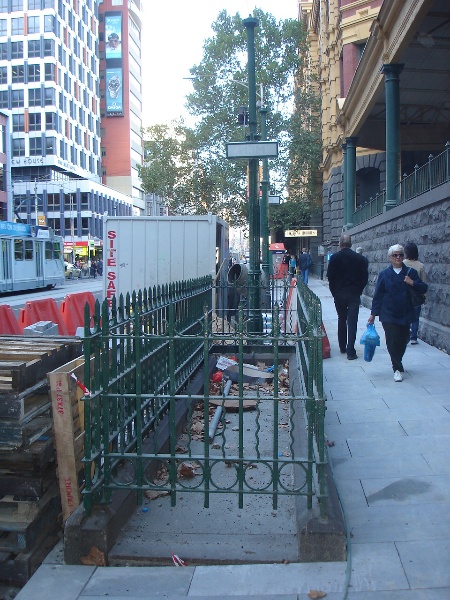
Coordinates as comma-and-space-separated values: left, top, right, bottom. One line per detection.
188, 563, 347, 597
396, 539, 450, 589
14, 565, 96, 600
344, 502, 450, 543
79, 566, 194, 597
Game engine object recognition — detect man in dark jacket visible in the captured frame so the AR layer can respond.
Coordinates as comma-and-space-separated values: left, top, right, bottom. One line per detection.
327, 234, 369, 359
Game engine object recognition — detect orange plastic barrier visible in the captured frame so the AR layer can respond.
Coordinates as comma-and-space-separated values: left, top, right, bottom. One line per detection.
0, 304, 21, 335
18, 298, 69, 336
59, 292, 95, 336
322, 323, 331, 359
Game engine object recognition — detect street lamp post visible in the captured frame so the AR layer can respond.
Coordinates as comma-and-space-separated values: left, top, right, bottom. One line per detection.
243, 16, 261, 333
259, 105, 270, 284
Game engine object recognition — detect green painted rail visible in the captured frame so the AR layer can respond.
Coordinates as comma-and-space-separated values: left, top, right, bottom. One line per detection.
81, 276, 328, 521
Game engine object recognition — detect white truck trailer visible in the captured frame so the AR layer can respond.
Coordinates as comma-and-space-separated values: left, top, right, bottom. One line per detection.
103, 214, 229, 307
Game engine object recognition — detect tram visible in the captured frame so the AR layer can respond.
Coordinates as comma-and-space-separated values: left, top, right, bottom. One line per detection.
0, 221, 64, 293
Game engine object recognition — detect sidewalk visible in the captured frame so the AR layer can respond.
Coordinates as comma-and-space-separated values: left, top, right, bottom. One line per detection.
14, 277, 450, 599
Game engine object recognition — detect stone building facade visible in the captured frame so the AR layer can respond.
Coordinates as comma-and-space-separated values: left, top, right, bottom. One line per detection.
299, 0, 450, 352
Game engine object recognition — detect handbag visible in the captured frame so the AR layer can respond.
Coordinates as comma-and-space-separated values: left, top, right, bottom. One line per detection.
406, 269, 426, 307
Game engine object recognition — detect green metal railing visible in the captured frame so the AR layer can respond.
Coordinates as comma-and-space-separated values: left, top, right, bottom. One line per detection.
81, 275, 328, 520
352, 142, 450, 226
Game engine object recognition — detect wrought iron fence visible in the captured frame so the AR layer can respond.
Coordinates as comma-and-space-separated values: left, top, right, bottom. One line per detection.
81, 275, 328, 521
352, 142, 450, 226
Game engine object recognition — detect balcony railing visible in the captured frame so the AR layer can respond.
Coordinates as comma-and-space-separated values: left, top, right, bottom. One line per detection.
352, 142, 450, 226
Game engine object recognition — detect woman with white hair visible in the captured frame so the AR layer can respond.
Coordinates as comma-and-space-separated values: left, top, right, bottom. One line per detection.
367, 244, 428, 382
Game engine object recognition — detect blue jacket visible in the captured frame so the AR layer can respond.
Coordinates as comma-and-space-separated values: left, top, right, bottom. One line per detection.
371, 264, 428, 325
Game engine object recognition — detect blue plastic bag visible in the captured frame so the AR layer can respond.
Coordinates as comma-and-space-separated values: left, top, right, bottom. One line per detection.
360, 323, 380, 362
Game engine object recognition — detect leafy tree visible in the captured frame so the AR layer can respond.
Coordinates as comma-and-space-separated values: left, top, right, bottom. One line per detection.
139, 9, 322, 229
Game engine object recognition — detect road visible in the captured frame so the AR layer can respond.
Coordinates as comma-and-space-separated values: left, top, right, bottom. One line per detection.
0, 277, 104, 318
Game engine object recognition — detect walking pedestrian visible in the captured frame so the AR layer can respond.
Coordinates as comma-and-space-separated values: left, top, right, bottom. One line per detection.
403, 242, 426, 345
368, 243, 428, 381
326, 234, 369, 359
298, 248, 312, 284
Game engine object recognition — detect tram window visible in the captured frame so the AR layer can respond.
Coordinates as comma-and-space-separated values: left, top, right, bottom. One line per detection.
25, 240, 33, 260
14, 239, 24, 260
53, 241, 62, 259
45, 241, 53, 259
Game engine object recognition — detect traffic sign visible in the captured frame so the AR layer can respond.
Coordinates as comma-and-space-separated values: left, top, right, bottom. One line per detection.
284, 229, 318, 237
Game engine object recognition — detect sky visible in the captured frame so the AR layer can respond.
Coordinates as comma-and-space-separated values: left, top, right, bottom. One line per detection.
141, 1, 299, 127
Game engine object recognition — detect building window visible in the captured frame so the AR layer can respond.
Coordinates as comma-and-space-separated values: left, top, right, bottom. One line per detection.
29, 112, 41, 131
44, 14, 56, 33
13, 138, 25, 157
28, 39, 40, 58
45, 112, 56, 130
11, 0, 24, 10
28, 0, 41, 8
0, 19, 6, 37
28, 16, 40, 34
43, 38, 54, 57
0, 66, 6, 84
29, 137, 42, 156
46, 136, 56, 155
11, 18, 24, 36
11, 41, 24, 59
28, 63, 41, 82
44, 62, 55, 81
28, 87, 41, 106
13, 114, 24, 132
0, 43, 6, 60
11, 89, 24, 107
0, 90, 7, 109
44, 87, 55, 105
12, 64, 25, 83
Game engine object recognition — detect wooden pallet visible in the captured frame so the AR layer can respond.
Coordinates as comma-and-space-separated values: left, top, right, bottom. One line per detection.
0, 337, 82, 394
0, 493, 61, 553
0, 530, 60, 587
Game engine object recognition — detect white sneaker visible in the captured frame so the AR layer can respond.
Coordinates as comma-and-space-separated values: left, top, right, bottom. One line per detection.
394, 370, 403, 382
410, 340, 418, 345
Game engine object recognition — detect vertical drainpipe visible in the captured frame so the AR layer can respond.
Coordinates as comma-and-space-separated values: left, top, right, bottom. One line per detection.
345, 136, 358, 229
342, 142, 347, 229
382, 63, 404, 210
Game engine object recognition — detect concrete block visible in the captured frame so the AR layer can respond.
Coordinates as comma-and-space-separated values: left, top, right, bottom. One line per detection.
23, 320, 59, 336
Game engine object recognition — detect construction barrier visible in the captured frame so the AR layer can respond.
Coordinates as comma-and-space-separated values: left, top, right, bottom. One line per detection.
18, 298, 69, 336
60, 292, 95, 336
322, 322, 331, 359
0, 305, 21, 335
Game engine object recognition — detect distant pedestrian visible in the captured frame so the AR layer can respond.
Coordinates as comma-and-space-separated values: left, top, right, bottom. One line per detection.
298, 248, 312, 284
368, 243, 427, 381
403, 242, 426, 345
356, 246, 369, 267
90, 260, 98, 279
288, 254, 297, 279
327, 234, 369, 359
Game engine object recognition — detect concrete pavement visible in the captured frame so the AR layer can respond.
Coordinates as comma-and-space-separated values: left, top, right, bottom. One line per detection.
13, 277, 450, 599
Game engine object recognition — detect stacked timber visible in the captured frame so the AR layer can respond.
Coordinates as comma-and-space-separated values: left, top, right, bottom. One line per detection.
0, 336, 82, 586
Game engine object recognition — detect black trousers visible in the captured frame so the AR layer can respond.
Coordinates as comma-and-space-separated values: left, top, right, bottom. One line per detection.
333, 292, 360, 356
382, 322, 410, 372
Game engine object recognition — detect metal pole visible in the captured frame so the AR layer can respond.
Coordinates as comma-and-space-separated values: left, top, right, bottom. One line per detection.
243, 16, 261, 333
260, 106, 270, 283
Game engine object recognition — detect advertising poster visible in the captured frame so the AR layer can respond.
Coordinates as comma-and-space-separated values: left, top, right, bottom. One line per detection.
106, 68, 124, 116
105, 14, 122, 60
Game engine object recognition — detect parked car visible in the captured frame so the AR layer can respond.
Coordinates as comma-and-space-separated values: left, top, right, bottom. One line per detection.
64, 261, 81, 279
